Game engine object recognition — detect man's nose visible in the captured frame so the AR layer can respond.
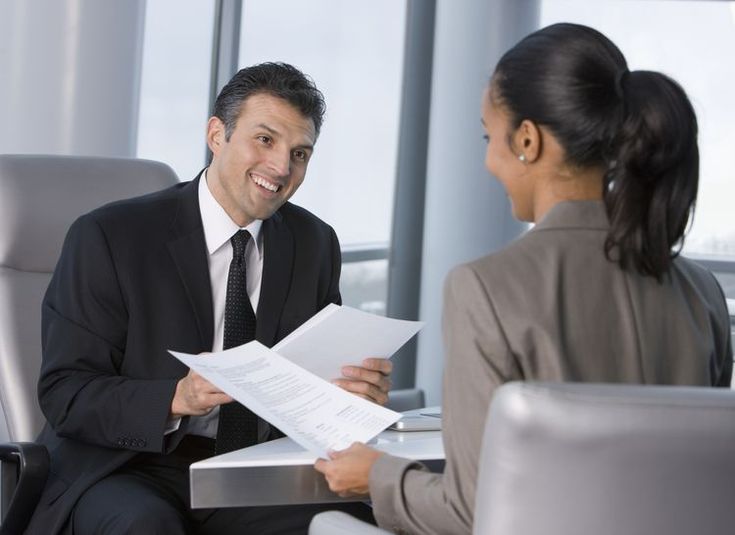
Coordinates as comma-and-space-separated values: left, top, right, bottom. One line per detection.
266, 148, 291, 177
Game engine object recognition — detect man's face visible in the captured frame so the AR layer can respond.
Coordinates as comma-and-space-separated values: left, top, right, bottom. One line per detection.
206, 93, 317, 227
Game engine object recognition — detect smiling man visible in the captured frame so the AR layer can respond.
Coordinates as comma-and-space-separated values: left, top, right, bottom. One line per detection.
29, 63, 388, 535
206, 83, 317, 227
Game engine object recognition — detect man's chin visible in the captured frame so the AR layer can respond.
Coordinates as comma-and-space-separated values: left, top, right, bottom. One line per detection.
249, 201, 286, 221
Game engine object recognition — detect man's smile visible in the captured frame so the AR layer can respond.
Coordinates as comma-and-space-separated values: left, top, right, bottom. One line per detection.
249, 172, 281, 193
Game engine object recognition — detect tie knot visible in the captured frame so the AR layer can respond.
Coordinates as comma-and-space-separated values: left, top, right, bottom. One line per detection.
231, 230, 250, 264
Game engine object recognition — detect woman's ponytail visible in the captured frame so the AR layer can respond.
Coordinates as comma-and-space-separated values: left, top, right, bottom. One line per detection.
603, 70, 699, 280
493, 24, 700, 280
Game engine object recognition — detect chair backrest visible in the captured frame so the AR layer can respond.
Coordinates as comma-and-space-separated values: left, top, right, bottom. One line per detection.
474, 382, 735, 535
0, 154, 179, 441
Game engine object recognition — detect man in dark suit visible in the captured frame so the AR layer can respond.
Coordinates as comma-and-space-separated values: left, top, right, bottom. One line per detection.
28, 62, 391, 534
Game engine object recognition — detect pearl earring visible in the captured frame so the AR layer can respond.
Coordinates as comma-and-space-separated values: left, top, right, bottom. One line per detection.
518, 154, 526, 163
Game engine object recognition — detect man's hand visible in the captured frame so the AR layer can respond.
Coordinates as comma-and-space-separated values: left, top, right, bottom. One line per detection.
170, 369, 233, 418
332, 358, 393, 405
314, 442, 384, 497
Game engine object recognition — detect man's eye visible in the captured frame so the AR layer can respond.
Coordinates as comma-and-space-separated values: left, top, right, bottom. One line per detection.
257, 135, 271, 145
293, 150, 307, 162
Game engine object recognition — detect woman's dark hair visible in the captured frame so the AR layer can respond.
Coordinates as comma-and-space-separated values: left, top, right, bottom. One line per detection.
491, 23, 699, 280
213, 62, 326, 140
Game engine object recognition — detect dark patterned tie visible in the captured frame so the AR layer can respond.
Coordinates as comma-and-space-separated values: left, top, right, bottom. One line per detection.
215, 229, 259, 454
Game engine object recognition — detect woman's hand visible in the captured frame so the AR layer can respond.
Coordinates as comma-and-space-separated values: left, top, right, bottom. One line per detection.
314, 442, 384, 497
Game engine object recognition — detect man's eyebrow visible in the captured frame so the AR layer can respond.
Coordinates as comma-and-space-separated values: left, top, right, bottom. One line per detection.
255, 122, 314, 151
295, 142, 314, 152
256, 123, 280, 136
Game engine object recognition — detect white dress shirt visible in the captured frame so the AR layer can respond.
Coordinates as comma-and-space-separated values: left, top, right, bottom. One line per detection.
171, 170, 264, 438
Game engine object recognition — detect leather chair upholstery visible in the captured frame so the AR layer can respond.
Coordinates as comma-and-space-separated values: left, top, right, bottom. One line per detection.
309, 511, 392, 535
0, 154, 178, 534
310, 381, 735, 535
475, 381, 735, 535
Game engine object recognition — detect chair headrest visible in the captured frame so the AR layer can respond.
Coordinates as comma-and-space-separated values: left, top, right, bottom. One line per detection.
0, 154, 179, 272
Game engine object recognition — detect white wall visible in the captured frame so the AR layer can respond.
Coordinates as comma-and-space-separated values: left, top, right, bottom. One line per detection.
0, 0, 145, 156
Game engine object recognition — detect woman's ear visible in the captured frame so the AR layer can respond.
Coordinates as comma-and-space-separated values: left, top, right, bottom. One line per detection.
514, 119, 542, 163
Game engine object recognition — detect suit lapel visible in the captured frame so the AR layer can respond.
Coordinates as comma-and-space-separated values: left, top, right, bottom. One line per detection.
166, 175, 214, 350
257, 210, 294, 346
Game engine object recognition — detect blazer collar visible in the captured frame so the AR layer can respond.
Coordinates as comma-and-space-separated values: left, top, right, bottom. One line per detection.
166, 172, 214, 350
165, 172, 296, 349
257, 209, 294, 346
533, 200, 609, 233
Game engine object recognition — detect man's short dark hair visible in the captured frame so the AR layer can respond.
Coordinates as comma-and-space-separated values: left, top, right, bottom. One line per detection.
213, 62, 326, 141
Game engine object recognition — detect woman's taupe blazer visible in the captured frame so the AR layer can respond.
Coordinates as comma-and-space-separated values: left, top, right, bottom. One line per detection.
369, 200, 733, 535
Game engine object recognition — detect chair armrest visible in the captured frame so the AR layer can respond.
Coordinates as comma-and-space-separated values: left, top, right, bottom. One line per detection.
0, 442, 49, 535
309, 511, 393, 535
386, 388, 425, 412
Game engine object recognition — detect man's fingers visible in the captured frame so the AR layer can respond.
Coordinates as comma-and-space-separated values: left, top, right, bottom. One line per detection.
195, 392, 232, 409
210, 393, 234, 406
188, 371, 226, 395
340, 367, 391, 392
361, 358, 393, 375
333, 379, 388, 405
314, 459, 328, 473
185, 375, 232, 412
173, 371, 234, 417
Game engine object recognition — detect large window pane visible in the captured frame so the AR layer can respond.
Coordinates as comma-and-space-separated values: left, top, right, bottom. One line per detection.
137, 0, 214, 180
238, 0, 407, 247
238, 0, 407, 313
540, 1, 735, 259
341, 259, 389, 315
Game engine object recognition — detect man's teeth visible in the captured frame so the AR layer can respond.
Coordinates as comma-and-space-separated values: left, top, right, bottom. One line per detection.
252, 174, 279, 192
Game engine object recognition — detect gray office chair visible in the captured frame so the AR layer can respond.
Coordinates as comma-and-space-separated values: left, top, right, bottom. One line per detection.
475, 381, 735, 535
309, 511, 392, 535
310, 381, 735, 535
0, 154, 179, 535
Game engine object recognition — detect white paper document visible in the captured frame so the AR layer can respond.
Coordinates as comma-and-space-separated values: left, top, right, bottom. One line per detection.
169, 342, 401, 457
273, 304, 425, 380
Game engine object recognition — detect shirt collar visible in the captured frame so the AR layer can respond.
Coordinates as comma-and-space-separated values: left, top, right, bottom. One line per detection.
533, 200, 609, 232
198, 168, 263, 256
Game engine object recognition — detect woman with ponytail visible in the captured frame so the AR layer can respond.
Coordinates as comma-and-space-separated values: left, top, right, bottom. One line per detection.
315, 23, 732, 534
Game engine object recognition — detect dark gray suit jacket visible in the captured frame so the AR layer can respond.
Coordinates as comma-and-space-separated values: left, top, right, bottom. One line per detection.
28, 175, 341, 534
369, 200, 732, 535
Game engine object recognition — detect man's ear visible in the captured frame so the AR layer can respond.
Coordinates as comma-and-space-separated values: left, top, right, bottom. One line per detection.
206, 116, 226, 156
514, 119, 542, 163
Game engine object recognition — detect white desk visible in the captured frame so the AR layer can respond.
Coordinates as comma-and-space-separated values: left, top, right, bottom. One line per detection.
189, 429, 444, 508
